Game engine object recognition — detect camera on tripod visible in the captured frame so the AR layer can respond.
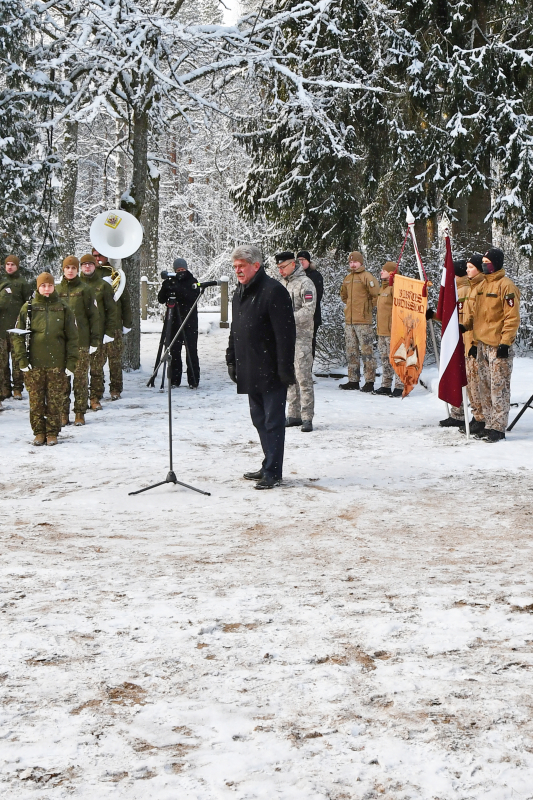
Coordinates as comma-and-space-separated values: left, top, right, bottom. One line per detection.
160, 270, 178, 281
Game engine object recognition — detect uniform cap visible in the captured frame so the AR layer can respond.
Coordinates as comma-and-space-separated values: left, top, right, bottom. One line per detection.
36, 272, 55, 288
5, 254, 19, 267
382, 261, 398, 273
297, 250, 311, 262
275, 251, 295, 264
349, 251, 364, 264
173, 258, 188, 271
80, 254, 97, 265
467, 253, 483, 271
62, 255, 79, 269
453, 259, 468, 278
484, 248, 504, 271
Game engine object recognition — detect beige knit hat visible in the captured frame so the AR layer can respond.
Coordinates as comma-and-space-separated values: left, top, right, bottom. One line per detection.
382, 261, 398, 273
36, 272, 55, 288
349, 251, 364, 264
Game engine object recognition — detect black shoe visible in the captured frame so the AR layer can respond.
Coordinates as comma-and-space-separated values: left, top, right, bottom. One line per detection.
255, 476, 282, 490
301, 420, 313, 432
474, 426, 490, 439
459, 419, 485, 435
439, 417, 464, 428
484, 429, 505, 443
390, 388, 403, 398
188, 384, 198, 389
285, 417, 303, 427
373, 386, 392, 396
360, 382, 374, 393
339, 381, 359, 390
244, 469, 263, 481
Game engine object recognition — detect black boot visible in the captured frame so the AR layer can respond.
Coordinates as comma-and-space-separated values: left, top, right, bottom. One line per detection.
255, 476, 282, 490
339, 381, 359, 390
301, 420, 313, 432
285, 417, 303, 427
459, 419, 485, 435
373, 386, 392, 396
439, 417, 464, 428
243, 469, 263, 481
390, 388, 403, 398
484, 429, 505, 443
360, 382, 374, 393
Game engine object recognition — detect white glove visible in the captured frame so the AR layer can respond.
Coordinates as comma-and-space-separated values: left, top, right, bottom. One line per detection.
89, 346, 98, 354
103, 335, 114, 344
65, 369, 74, 378
21, 365, 31, 372
122, 327, 131, 335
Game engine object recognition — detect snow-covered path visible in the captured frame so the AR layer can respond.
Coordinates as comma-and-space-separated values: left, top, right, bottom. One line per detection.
1, 326, 533, 799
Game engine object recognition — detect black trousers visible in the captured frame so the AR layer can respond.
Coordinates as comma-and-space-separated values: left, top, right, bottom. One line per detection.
170, 326, 199, 387
312, 322, 321, 360
248, 385, 287, 479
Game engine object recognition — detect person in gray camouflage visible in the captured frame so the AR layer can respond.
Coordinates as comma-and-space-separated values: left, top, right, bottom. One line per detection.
277, 252, 317, 432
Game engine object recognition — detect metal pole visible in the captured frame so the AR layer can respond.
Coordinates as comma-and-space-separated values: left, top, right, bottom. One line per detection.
167, 351, 173, 471
219, 276, 229, 329
462, 385, 470, 441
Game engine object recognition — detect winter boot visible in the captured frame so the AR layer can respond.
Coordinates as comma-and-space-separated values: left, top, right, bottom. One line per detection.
360, 382, 374, 393
285, 417, 303, 427
439, 416, 464, 428
90, 398, 102, 411
339, 381, 359, 390
33, 434, 46, 446
373, 386, 391, 396
243, 469, 263, 481
74, 413, 85, 426
110, 393, 121, 401
13, 390, 22, 400
390, 388, 403, 398
254, 476, 282, 490
484, 429, 505, 443
61, 413, 70, 427
459, 419, 485, 435
46, 435, 58, 446
301, 420, 313, 432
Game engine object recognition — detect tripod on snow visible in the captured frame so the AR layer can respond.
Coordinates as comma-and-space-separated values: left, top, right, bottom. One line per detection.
507, 392, 533, 432
129, 289, 210, 497
148, 295, 198, 391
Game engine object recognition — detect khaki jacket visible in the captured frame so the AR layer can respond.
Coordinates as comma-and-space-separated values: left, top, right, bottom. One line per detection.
462, 273, 485, 354
281, 266, 316, 337
462, 269, 520, 347
340, 267, 380, 325
455, 275, 470, 326
376, 278, 394, 337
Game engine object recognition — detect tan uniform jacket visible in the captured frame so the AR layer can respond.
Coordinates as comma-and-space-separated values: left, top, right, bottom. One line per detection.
376, 278, 394, 337
455, 275, 470, 326
462, 273, 485, 354
462, 269, 520, 347
340, 268, 380, 325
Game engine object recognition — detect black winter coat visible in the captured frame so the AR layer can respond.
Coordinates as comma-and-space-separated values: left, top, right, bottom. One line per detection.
305, 267, 324, 327
158, 271, 200, 329
226, 267, 296, 395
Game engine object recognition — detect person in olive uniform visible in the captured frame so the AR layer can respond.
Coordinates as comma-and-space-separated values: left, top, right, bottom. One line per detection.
91, 248, 132, 400
0, 255, 33, 401
13, 272, 78, 446
80, 254, 117, 410
57, 256, 100, 426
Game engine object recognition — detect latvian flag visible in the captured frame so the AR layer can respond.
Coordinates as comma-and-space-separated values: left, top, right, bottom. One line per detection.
436, 237, 467, 407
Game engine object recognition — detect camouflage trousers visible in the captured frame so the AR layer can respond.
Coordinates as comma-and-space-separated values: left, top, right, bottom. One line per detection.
450, 400, 465, 421
89, 344, 107, 402
345, 324, 376, 384
287, 334, 315, 421
377, 336, 403, 390
63, 347, 90, 415
477, 342, 514, 433
466, 354, 483, 422
24, 367, 65, 436
1, 332, 24, 398
104, 329, 123, 395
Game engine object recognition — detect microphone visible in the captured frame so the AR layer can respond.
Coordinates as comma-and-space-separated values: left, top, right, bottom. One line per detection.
192, 280, 223, 289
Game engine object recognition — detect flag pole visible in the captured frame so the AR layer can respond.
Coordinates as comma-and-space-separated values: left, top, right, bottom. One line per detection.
406, 209, 448, 414
462, 385, 470, 440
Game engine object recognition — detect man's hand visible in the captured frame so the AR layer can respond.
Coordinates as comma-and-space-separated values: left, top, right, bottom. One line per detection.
425, 308, 435, 321
279, 370, 296, 387
468, 345, 477, 359
227, 363, 237, 383
496, 344, 509, 358
459, 324, 466, 334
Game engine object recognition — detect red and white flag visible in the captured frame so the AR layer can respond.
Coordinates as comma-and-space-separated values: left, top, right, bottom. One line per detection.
436, 237, 467, 407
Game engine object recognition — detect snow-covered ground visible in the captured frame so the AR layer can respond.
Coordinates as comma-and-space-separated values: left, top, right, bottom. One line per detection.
1, 322, 533, 800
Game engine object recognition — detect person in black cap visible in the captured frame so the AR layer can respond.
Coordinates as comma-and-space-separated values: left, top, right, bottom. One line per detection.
297, 250, 323, 359
157, 258, 201, 388
458, 254, 485, 435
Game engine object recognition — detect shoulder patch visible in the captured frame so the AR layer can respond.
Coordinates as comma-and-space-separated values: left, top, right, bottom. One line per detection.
304, 291, 314, 301
506, 297, 515, 307
369, 281, 375, 287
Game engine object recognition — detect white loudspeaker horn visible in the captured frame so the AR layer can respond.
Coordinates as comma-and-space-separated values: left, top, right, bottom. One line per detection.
90, 209, 143, 260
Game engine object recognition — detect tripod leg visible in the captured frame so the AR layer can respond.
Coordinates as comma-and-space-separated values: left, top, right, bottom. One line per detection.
148, 307, 171, 388
507, 392, 533, 432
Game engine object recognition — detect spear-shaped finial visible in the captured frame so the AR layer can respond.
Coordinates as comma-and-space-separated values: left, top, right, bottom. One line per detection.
406, 207, 415, 226
439, 212, 452, 238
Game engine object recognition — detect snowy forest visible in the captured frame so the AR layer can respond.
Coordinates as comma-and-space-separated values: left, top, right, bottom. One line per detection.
2, 0, 533, 367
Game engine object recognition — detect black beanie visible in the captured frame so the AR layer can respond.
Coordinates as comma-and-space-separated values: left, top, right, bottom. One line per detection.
173, 258, 188, 271
297, 250, 311, 262
453, 259, 468, 278
467, 253, 483, 272
275, 251, 295, 264
484, 248, 504, 271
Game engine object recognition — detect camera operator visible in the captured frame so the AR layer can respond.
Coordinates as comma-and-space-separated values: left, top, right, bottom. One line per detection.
157, 258, 200, 389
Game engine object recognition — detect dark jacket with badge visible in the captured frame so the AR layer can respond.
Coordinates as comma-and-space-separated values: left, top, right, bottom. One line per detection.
80, 271, 117, 341
0, 270, 33, 339
13, 291, 79, 372
226, 267, 296, 395
304, 264, 324, 328
57, 276, 100, 348
462, 269, 520, 347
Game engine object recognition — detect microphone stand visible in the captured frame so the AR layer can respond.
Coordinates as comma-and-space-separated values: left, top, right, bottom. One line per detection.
129, 288, 210, 497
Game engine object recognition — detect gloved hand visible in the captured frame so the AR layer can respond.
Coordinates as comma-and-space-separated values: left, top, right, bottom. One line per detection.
227, 363, 237, 383
496, 344, 509, 358
468, 345, 477, 358
425, 308, 435, 321
102, 334, 114, 344
459, 324, 466, 334
122, 327, 131, 335
21, 365, 31, 372
279, 370, 296, 387
89, 346, 98, 354
65, 368, 74, 378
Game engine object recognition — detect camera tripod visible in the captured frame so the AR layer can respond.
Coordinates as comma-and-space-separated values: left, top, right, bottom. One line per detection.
507, 391, 533, 432
148, 295, 198, 391
129, 288, 210, 497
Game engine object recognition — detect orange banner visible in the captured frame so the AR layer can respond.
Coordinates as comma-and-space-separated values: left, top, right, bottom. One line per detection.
389, 274, 427, 397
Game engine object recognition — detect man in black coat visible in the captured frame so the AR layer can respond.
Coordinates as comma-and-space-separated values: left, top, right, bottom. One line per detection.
297, 250, 323, 358
157, 258, 201, 388
226, 244, 296, 490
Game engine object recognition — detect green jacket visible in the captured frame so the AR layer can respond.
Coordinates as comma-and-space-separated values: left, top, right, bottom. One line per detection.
0, 270, 33, 339
13, 291, 79, 372
95, 264, 132, 329
56, 276, 100, 349
80, 271, 117, 340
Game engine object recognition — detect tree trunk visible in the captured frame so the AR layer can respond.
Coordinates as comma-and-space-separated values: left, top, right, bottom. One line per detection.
58, 119, 79, 255
141, 160, 160, 314
115, 119, 128, 208
121, 108, 149, 371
